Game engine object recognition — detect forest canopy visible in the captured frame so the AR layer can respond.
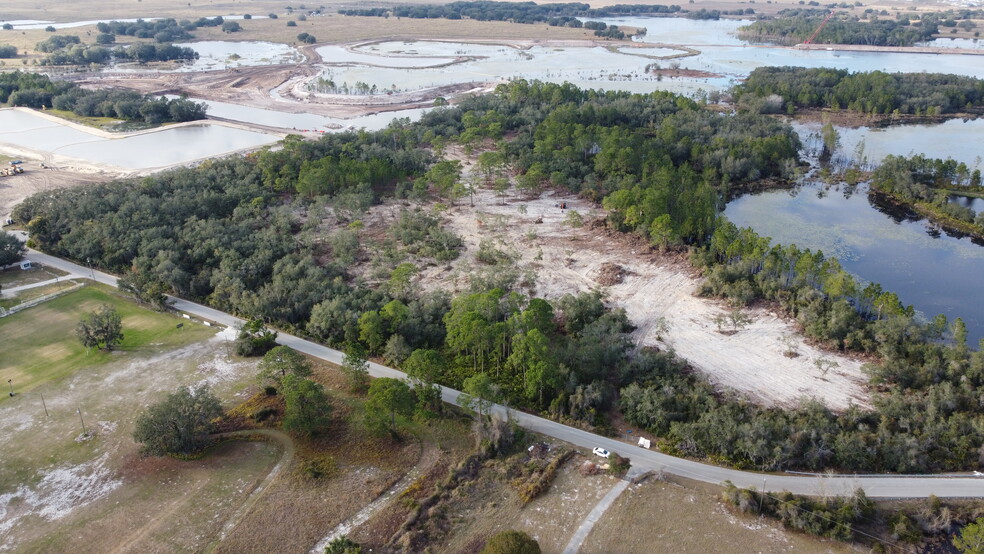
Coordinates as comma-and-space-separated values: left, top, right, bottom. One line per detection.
14, 80, 984, 475
732, 67, 984, 116
738, 10, 939, 46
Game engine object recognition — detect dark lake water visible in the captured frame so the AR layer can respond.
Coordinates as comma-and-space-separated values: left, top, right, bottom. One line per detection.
726, 182, 984, 344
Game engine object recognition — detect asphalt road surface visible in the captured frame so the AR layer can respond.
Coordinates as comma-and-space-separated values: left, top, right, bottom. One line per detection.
18, 240, 984, 499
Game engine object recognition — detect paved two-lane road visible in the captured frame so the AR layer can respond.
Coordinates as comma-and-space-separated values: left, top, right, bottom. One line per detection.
19, 242, 984, 498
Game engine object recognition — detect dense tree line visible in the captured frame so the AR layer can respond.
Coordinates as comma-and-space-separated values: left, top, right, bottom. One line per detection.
39, 42, 198, 66
0, 72, 205, 124
722, 483, 873, 540
340, 1, 680, 24
685, 8, 754, 20
733, 67, 984, 116
738, 10, 938, 46
14, 80, 984, 474
96, 17, 225, 42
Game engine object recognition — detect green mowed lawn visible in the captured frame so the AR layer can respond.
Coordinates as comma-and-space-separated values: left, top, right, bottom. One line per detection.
0, 285, 214, 397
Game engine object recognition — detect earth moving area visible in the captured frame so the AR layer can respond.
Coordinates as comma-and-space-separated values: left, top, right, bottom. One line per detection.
352, 164, 869, 411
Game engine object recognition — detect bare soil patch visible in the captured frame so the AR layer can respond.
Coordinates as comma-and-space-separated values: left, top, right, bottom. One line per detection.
0, 158, 110, 222
0, 319, 266, 551
402, 165, 870, 410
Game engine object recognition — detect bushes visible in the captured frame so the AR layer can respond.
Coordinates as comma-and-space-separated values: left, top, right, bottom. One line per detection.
722, 482, 873, 540
133, 385, 224, 456
511, 449, 574, 504
607, 453, 630, 476
235, 319, 278, 357
481, 530, 541, 554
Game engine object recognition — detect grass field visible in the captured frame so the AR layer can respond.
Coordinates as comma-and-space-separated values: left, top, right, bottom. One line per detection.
0, 284, 214, 398
191, 14, 600, 46
0, 288, 265, 551
0, 279, 79, 309
17, 440, 282, 553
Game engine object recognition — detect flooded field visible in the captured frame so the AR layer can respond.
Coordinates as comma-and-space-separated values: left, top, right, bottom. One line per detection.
172, 41, 303, 72
0, 110, 278, 170
794, 118, 984, 172
193, 98, 429, 132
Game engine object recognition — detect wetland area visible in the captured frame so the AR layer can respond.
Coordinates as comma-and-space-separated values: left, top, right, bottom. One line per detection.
10, 15, 981, 339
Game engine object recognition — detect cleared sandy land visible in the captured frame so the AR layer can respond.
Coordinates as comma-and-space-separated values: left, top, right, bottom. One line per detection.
412, 158, 870, 411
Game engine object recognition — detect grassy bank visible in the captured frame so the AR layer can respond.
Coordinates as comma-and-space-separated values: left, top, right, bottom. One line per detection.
0, 284, 213, 397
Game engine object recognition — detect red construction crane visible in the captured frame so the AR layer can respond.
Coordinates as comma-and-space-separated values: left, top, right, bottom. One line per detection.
804, 11, 835, 45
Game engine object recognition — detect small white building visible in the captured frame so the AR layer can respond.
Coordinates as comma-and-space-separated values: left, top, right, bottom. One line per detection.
1, 259, 31, 271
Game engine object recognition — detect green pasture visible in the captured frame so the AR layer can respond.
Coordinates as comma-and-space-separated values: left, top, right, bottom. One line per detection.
0, 285, 214, 397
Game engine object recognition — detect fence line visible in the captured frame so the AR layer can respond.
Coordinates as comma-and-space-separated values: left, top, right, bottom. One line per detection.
0, 282, 85, 318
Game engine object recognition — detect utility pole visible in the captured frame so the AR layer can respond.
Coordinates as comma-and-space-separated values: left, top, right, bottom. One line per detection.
759, 478, 767, 515
7, 378, 13, 397
77, 407, 88, 435
87, 258, 94, 280
41, 392, 48, 417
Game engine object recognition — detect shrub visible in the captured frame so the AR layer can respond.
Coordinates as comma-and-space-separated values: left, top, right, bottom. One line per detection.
235, 318, 278, 356
608, 453, 631, 476
252, 407, 277, 422
132, 385, 223, 456
324, 535, 362, 553
481, 530, 541, 554
512, 450, 574, 504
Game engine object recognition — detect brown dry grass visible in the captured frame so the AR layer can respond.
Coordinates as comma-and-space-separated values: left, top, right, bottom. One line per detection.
348, 417, 476, 549
1, 0, 288, 22
433, 452, 620, 553
581, 476, 860, 554
213, 360, 424, 553
192, 14, 601, 47
16, 440, 282, 554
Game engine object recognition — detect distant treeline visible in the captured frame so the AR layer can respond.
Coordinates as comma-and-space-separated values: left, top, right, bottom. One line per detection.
685, 8, 755, 20
0, 71, 206, 124
38, 38, 198, 65
733, 67, 984, 116
738, 9, 938, 46
95, 17, 226, 43
339, 1, 681, 23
